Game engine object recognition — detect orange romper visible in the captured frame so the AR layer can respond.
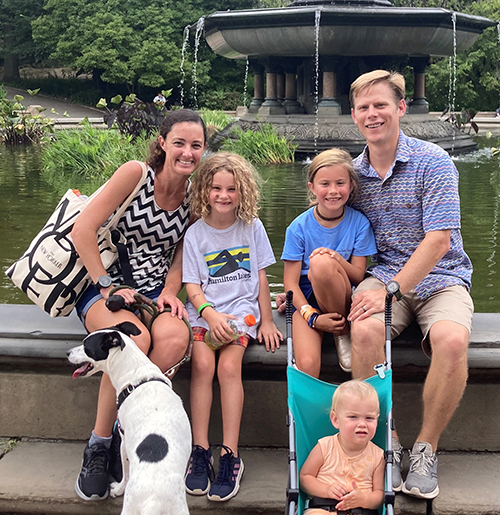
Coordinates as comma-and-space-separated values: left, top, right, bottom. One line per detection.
305, 433, 384, 513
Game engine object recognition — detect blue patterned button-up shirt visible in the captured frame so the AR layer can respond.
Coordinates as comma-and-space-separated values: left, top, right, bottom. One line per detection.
352, 131, 472, 300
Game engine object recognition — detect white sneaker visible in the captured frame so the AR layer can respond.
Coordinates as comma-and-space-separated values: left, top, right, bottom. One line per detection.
334, 334, 352, 373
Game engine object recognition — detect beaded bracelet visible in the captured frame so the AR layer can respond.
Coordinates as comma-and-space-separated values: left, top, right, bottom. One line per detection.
300, 304, 321, 327
197, 302, 215, 316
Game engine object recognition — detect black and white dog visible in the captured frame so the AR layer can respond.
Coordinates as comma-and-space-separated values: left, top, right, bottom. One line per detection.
68, 322, 192, 515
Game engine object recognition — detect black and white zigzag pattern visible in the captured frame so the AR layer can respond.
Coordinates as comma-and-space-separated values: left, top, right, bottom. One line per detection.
108, 168, 191, 292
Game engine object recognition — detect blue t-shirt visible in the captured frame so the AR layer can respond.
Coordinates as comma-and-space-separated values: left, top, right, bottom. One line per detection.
281, 206, 377, 297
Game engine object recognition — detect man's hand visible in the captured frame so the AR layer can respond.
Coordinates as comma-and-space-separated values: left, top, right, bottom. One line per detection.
348, 288, 386, 322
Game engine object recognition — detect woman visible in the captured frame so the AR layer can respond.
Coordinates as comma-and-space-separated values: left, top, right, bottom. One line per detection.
71, 109, 207, 501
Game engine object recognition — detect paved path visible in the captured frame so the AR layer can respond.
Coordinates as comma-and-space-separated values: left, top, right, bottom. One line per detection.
4, 86, 103, 124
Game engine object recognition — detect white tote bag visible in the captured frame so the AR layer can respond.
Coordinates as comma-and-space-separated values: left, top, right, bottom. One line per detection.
6, 161, 148, 317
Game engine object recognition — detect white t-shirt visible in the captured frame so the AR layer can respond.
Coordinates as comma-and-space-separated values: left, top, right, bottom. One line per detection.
183, 217, 276, 338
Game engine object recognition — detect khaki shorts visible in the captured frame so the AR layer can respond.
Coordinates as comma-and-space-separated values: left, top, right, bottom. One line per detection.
353, 276, 474, 356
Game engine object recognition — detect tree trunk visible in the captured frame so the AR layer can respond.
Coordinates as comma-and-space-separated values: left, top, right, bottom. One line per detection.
3, 53, 20, 81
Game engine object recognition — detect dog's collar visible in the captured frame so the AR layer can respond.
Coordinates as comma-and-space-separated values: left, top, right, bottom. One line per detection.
117, 377, 170, 410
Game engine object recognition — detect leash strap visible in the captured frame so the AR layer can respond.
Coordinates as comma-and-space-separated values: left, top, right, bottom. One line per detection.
117, 377, 170, 410
107, 285, 193, 376
111, 230, 135, 287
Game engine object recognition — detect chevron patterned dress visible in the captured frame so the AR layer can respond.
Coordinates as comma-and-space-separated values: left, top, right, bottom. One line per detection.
107, 166, 191, 293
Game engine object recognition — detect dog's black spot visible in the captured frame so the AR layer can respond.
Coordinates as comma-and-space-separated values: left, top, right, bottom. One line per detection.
113, 321, 142, 337
136, 433, 168, 463
83, 331, 123, 361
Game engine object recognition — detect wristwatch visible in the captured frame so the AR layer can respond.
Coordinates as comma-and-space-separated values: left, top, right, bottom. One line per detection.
95, 275, 113, 291
386, 280, 403, 301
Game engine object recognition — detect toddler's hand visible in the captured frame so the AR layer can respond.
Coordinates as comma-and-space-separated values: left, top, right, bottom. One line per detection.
335, 481, 366, 511
326, 482, 349, 501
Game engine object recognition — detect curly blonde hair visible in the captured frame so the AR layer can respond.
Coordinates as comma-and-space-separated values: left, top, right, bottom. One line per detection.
190, 152, 262, 225
307, 148, 359, 206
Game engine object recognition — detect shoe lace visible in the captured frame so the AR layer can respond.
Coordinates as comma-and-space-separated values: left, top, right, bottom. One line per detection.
409, 449, 435, 476
191, 445, 213, 478
85, 446, 109, 476
393, 445, 403, 464
213, 445, 234, 487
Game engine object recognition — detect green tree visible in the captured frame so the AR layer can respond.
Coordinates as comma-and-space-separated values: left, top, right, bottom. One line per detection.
31, 0, 256, 100
0, 0, 45, 81
424, 0, 500, 111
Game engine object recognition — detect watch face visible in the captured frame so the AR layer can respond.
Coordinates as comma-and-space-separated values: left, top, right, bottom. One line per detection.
98, 275, 112, 289
386, 280, 400, 295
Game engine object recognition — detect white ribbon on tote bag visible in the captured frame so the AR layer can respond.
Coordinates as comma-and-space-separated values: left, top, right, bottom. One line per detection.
6, 161, 148, 317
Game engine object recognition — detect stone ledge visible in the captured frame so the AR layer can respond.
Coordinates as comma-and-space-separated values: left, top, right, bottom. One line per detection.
1, 305, 499, 371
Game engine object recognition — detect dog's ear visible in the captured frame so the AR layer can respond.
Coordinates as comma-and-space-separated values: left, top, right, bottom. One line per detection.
83, 331, 125, 361
114, 321, 142, 337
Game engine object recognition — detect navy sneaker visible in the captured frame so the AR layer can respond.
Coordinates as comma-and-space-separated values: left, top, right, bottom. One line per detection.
109, 422, 123, 483
185, 445, 214, 495
207, 446, 244, 502
75, 442, 110, 501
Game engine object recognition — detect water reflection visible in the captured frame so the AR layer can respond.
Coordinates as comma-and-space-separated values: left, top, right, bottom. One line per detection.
1, 142, 500, 313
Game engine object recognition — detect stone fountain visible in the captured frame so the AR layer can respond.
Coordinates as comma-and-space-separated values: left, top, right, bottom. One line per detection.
203, 0, 497, 155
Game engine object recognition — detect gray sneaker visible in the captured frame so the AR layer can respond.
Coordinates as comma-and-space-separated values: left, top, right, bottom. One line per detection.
392, 437, 403, 492
402, 441, 439, 499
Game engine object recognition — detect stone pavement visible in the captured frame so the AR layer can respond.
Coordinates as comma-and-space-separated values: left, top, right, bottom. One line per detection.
3, 86, 104, 127
0, 440, 498, 515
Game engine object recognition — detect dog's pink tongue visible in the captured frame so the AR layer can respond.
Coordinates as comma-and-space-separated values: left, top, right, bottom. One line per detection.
73, 363, 91, 378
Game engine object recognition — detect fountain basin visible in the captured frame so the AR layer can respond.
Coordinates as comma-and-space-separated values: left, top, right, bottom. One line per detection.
205, 6, 496, 59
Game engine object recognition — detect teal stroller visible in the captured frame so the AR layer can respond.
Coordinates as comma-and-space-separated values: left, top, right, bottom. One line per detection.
285, 284, 399, 515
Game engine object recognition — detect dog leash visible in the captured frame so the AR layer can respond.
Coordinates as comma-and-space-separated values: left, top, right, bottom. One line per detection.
106, 285, 193, 378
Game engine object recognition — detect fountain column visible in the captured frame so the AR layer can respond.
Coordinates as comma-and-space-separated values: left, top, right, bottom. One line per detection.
277, 72, 285, 104
409, 57, 430, 114
249, 63, 265, 114
282, 61, 304, 114
259, 63, 286, 115
318, 60, 341, 116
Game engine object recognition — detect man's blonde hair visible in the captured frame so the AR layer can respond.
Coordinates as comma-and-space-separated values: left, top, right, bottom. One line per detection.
331, 380, 380, 415
350, 70, 405, 108
190, 152, 261, 224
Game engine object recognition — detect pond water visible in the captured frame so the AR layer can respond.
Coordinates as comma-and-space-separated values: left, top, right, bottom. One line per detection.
1, 141, 500, 313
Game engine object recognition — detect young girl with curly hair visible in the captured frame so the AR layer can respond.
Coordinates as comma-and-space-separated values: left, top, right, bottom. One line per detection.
182, 152, 282, 502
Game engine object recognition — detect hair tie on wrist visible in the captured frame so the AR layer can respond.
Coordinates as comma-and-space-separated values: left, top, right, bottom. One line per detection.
197, 302, 215, 316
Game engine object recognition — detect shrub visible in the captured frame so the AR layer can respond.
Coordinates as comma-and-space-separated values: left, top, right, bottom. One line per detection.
0, 85, 54, 145
220, 123, 297, 165
41, 121, 149, 193
97, 92, 171, 142
199, 109, 235, 132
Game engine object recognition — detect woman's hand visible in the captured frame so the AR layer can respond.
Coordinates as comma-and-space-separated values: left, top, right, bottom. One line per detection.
157, 291, 188, 319
257, 320, 283, 353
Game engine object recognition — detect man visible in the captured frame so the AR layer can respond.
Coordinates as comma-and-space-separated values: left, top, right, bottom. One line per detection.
347, 70, 473, 500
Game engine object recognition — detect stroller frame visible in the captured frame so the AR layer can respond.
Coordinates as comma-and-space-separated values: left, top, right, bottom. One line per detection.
285, 284, 399, 515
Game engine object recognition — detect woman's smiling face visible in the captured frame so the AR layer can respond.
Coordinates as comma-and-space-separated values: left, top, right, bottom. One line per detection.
160, 121, 206, 176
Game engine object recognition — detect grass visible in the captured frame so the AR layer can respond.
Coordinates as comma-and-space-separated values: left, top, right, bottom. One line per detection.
41, 121, 149, 195
220, 123, 297, 164
0, 438, 19, 459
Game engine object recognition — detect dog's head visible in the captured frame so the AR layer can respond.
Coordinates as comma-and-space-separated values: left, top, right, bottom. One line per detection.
68, 321, 141, 378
